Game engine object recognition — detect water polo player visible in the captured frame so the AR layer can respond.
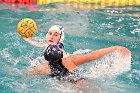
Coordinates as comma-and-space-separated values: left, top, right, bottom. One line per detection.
24, 25, 131, 83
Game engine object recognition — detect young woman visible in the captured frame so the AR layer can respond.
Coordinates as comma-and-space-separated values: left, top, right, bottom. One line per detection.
24, 25, 131, 83
24, 25, 67, 57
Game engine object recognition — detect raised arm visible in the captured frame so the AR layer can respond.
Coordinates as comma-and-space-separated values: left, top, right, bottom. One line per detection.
23, 37, 48, 48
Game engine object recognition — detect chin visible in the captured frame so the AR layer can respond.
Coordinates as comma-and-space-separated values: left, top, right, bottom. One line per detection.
48, 42, 57, 45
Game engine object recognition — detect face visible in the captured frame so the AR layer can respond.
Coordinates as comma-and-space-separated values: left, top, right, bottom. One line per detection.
46, 30, 61, 45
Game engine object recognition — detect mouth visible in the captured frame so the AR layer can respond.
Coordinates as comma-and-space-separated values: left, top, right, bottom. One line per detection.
49, 40, 54, 43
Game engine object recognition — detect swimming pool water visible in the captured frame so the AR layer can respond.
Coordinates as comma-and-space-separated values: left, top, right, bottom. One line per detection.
0, 3, 140, 93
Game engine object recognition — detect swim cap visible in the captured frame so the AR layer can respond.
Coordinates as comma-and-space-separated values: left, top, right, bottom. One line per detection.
47, 25, 64, 43
44, 45, 63, 62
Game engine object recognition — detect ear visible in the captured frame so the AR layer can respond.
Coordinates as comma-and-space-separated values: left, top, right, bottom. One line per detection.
46, 33, 48, 39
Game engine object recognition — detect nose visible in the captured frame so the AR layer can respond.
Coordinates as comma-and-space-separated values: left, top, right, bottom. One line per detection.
50, 34, 54, 39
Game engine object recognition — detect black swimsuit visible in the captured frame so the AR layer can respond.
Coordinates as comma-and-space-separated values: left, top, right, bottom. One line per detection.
44, 43, 83, 83
48, 59, 83, 83
48, 59, 69, 78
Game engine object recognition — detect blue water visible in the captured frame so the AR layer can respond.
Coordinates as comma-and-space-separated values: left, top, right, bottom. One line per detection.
0, 3, 140, 93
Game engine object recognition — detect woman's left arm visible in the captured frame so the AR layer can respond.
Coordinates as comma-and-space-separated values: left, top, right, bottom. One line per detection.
62, 46, 131, 71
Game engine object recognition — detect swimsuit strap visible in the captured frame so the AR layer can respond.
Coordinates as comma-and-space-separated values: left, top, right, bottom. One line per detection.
58, 43, 64, 49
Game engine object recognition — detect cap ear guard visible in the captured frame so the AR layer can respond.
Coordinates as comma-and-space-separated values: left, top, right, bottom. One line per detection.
57, 25, 64, 43
59, 30, 64, 43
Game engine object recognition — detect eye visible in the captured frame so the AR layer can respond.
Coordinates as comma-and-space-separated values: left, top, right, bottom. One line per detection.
48, 32, 52, 35
54, 33, 59, 36
55, 34, 58, 36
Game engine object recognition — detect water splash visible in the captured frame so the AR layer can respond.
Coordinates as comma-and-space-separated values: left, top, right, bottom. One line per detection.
76, 50, 131, 79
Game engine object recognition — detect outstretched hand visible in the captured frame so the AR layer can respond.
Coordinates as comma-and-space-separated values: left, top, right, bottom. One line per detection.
115, 46, 131, 55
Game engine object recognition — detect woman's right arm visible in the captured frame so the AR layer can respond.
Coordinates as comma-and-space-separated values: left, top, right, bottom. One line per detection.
23, 38, 48, 48
27, 63, 51, 75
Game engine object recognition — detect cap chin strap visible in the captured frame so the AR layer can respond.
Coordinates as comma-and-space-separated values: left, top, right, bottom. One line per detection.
56, 25, 64, 44
46, 25, 64, 44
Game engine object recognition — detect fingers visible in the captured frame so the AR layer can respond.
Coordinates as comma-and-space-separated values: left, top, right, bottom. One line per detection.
115, 46, 131, 55
23, 37, 32, 42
